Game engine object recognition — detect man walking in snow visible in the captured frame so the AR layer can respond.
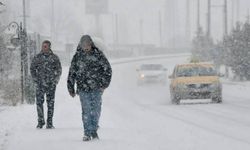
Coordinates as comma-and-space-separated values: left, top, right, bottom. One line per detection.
30, 40, 62, 129
67, 35, 112, 141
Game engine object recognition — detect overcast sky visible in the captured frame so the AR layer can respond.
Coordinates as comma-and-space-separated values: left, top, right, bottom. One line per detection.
2, 0, 250, 48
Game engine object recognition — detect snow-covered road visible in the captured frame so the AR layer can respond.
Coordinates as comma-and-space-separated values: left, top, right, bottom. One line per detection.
1, 55, 250, 150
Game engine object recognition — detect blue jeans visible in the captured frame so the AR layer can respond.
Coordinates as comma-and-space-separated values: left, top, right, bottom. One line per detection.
79, 90, 103, 136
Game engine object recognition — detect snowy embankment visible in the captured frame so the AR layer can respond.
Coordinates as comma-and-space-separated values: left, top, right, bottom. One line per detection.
110, 53, 190, 64
1, 54, 250, 150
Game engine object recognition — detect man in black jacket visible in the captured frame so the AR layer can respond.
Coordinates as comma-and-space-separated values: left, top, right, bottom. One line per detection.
67, 35, 112, 141
30, 40, 62, 129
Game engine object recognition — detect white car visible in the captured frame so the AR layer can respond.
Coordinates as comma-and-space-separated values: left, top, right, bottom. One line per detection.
136, 64, 167, 85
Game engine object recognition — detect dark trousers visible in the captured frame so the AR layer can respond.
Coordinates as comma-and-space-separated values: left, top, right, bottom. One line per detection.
36, 84, 56, 125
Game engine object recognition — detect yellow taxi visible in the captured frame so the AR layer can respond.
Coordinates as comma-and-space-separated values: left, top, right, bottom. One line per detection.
169, 63, 222, 104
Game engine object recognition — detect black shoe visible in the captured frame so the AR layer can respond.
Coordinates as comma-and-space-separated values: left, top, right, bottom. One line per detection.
36, 122, 45, 129
91, 132, 99, 139
82, 135, 92, 141
46, 124, 55, 129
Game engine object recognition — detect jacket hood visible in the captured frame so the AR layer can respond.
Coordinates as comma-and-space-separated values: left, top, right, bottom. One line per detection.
76, 35, 100, 53
77, 35, 97, 51
80, 35, 93, 45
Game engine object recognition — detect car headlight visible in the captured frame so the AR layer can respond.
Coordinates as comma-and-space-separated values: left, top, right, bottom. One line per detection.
140, 74, 145, 78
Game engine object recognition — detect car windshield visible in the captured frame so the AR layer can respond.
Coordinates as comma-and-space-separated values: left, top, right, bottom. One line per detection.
140, 64, 163, 70
176, 66, 217, 77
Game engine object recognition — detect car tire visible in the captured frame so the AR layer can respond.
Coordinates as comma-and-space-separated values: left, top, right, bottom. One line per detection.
171, 92, 180, 105
212, 94, 222, 103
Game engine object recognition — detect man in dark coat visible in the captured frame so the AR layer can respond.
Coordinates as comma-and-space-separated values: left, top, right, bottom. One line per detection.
30, 40, 62, 129
67, 35, 112, 141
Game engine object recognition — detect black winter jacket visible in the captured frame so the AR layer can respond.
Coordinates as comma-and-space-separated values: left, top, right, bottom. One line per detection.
30, 50, 62, 87
67, 47, 112, 93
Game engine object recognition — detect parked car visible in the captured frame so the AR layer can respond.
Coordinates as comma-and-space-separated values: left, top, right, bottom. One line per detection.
136, 64, 167, 85
169, 63, 222, 104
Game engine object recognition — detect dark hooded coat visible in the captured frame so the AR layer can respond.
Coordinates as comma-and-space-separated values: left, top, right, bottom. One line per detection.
67, 36, 112, 94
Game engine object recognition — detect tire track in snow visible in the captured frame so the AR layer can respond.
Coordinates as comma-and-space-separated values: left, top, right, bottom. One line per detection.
181, 104, 250, 127
225, 99, 250, 110
130, 96, 250, 148
140, 104, 250, 145
107, 86, 250, 146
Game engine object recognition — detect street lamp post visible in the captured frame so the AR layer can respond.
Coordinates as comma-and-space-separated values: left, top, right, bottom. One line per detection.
19, 23, 26, 104
1, 21, 27, 104
211, 0, 228, 36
